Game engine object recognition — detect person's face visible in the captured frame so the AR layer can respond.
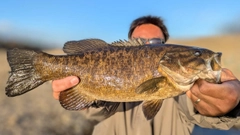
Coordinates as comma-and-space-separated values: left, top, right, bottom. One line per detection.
131, 24, 164, 40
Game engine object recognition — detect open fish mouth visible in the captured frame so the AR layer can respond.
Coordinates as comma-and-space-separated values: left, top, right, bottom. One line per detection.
206, 52, 222, 83
211, 52, 222, 71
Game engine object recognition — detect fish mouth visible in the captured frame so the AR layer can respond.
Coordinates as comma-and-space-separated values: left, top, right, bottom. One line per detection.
206, 52, 222, 83
210, 52, 222, 71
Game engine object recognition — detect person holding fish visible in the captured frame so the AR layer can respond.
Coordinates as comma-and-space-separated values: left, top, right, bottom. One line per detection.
6, 15, 240, 134
50, 16, 240, 134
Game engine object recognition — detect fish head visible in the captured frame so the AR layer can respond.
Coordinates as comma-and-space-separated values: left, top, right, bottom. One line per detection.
159, 45, 222, 87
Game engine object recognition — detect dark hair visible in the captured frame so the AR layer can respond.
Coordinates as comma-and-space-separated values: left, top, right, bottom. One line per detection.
128, 15, 169, 41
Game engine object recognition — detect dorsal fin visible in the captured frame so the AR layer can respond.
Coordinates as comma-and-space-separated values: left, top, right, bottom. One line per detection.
63, 38, 109, 55
111, 38, 145, 46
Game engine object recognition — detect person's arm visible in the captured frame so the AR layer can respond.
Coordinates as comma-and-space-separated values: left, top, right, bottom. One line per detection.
52, 76, 79, 100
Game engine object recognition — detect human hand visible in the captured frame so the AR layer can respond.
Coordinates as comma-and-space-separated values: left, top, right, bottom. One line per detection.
52, 76, 79, 100
186, 68, 240, 116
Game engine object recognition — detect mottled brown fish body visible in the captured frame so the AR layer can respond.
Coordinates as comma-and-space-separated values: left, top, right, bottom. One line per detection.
6, 39, 222, 119
34, 45, 180, 101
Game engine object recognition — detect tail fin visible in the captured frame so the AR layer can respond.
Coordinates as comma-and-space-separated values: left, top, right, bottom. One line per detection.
6, 48, 45, 97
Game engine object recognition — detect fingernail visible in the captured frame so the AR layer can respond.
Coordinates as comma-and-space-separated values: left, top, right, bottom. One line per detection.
70, 77, 79, 85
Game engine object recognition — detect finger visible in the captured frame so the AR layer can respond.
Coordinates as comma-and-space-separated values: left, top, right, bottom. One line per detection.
189, 80, 222, 102
187, 89, 204, 105
221, 68, 237, 82
189, 81, 203, 99
190, 93, 201, 105
53, 91, 60, 100
191, 92, 232, 116
187, 91, 208, 113
186, 90, 191, 98
188, 82, 238, 116
195, 79, 239, 99
187, 90, 223, 116
192, 99, 215, 116
189, 90, 215, 107
189, 84, 232, 113
193, 80, 222, 98
52, 76, 79, 92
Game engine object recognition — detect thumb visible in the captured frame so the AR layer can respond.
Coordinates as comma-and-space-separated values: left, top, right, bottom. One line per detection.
221, 68, 237, 82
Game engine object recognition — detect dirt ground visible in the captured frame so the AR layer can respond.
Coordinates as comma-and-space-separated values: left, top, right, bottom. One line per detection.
0, 34, 239, 135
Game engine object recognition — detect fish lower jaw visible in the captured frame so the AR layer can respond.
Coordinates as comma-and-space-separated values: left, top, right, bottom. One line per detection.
213, 70, 222, 83
197, 69, 222, 83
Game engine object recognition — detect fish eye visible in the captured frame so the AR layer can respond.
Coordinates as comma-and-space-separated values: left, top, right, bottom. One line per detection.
194, 51, 201, 57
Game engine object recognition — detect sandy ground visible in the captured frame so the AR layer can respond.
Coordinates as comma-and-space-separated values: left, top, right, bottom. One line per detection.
0, 34, 239, 135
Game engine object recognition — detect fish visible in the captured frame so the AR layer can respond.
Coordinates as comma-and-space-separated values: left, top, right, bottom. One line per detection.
5, 38, 222, 119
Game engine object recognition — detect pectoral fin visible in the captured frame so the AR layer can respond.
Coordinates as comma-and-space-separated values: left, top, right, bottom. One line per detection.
135, 77, 167, 94
142, 99, 164, 120
59, 86, 95, 110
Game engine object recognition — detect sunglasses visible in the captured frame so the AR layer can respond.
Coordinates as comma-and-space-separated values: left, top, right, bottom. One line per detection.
134, 38, 165, 44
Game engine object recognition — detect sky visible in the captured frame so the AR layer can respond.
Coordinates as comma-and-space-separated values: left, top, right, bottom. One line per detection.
0, 0, 240, 48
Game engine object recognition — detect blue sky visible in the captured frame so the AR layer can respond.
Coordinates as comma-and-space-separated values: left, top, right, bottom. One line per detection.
1, 0, 240, 48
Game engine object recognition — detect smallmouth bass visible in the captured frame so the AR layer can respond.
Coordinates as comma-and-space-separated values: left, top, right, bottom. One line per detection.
5, 38, 222, 119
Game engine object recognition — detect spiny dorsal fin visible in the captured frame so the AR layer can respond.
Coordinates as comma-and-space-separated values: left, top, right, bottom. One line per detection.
63, 38, 109, 55
111, 38, 145, 46
142, 99, 164, 120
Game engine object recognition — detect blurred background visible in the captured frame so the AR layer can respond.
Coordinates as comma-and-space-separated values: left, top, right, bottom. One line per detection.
0, 0, 240, 135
